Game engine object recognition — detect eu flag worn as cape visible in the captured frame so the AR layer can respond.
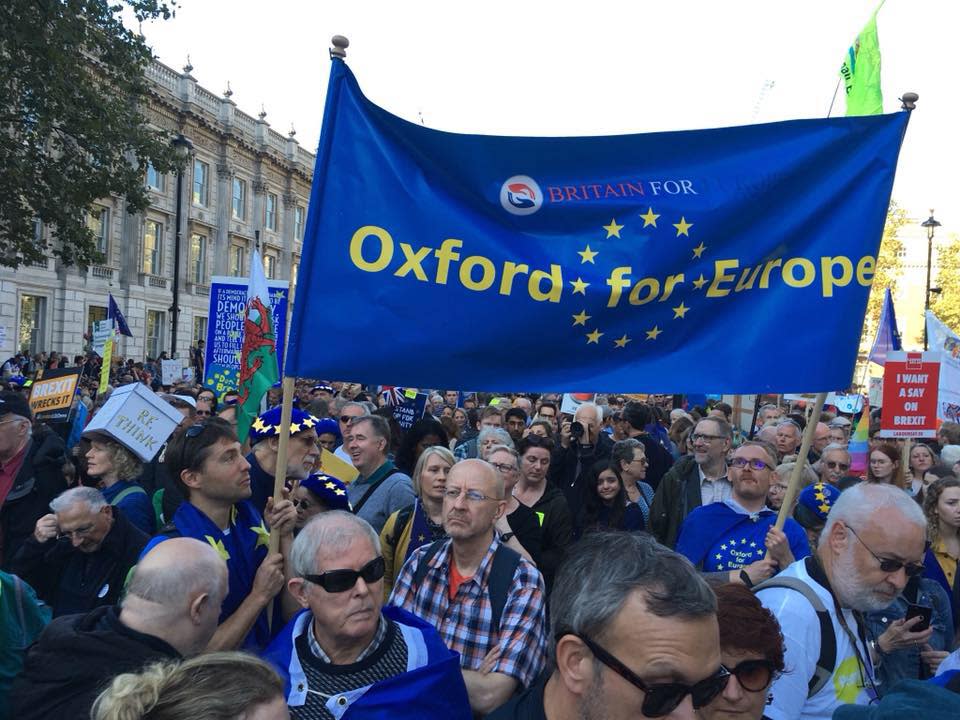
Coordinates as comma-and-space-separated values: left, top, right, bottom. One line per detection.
143, 500, 274, 652
675, 501, 810, 572
287, 59, 910, 393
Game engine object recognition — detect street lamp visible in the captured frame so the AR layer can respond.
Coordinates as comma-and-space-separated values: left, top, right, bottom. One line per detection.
921, 209, 941, 350
170, 133, 193, 358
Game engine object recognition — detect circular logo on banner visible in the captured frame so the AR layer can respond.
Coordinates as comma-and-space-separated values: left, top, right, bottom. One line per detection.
500, 175, 543, 216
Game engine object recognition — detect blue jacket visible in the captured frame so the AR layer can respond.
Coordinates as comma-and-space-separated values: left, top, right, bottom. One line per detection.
101, 480, 155, 535
865, 577, 954, 685
263, 605, 471, 719
924, 546, 959, 628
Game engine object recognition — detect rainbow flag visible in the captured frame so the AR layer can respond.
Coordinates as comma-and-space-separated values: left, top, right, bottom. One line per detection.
848, 397, 870, 477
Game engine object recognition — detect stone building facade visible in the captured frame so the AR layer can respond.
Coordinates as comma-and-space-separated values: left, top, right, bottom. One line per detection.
0, 58, 314, 362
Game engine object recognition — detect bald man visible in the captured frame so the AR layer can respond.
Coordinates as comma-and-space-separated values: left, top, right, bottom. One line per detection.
12, 538, 228, 720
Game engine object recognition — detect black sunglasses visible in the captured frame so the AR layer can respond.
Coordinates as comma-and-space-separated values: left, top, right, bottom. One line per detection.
846, 525, 925, 577
561, 632, 730, 716
302, 556, 385, 593
725, 659, 778, 692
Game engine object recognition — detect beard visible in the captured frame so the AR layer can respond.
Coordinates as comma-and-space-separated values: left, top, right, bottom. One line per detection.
831, 543, 898, 612
578, 665, 611, 720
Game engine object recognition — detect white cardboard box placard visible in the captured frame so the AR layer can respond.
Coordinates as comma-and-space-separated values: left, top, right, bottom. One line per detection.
83, 383, 183, 462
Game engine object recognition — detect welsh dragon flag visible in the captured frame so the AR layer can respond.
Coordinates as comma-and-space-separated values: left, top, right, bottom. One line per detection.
236, 248, 279, 443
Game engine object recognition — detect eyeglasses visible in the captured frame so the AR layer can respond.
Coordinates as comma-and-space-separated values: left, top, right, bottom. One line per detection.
292, 498, 312, 509
631, 456, 649, 466
57, 523, 96, 540
725, 659, 778, 692
444, 487, 503, 503
691, 433, 725, 444
563, 632, 730, 717
195, 410, 212, 417
185, 422, 209, 439
302, 556, 385, 593
339, 415, 360, 424
825, 461, 850, 471
845, 524, 925, 577
729, 457, 772, 471
490, 462, 518, 474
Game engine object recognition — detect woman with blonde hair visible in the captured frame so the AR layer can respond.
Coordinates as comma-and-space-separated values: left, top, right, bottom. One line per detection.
379, 445, 454, 598
92, 651, 287, 720
82, 433, 154, 534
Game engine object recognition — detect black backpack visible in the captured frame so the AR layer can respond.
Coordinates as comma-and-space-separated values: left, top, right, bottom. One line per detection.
412, 539, 522, 629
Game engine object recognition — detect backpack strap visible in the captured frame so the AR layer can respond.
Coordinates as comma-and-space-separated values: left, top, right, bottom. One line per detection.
753, 576, 836, 698
486, 543, 522, 630
389, 503, 416, 549
352, 467, 402, 515
110, 484, 147, 506
412, 538, 447, 588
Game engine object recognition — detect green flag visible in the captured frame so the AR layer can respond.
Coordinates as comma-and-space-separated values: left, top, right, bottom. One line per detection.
840, 5, 884, 116
236, 247, 279, 443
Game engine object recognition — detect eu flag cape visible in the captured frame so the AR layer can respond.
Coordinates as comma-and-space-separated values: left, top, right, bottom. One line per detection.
287, 59, 910, 393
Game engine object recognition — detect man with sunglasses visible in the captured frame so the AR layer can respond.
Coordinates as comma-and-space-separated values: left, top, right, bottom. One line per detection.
756, 483, 928, 719
676, 441, 810, 587
486, 531, 727, 720
264, 511, 471, 719
816, 444, 851, 486
390, 458, 547, 716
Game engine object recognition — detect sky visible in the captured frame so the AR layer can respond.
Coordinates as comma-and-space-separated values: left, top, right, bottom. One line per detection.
137, 0, 957, 233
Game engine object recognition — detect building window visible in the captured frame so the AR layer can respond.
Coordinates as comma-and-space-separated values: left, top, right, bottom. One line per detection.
193, 316, 207, 345
142, 220, 162, 275
19, 295, 47, 355
146, 310, 164, 359
232, 178, 246, 220
265, 193, 277, 231
264, 253, 276, 279
193, 160, 209, 206
190, 233, 206, 284
32, 217, 43, 243
87, 305, 107, 336
230, 244, 245, 277
86, 206, 109, 255
291, 258, 299, 290
295, 205, 305, 240
146, 163, 164, 191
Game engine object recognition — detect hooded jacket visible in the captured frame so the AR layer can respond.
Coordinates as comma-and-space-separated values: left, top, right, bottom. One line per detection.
1, 425, 67, 568
10, 605, 180, 720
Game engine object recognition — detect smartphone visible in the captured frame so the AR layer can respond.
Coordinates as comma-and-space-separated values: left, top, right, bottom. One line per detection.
905, 603, 933, 632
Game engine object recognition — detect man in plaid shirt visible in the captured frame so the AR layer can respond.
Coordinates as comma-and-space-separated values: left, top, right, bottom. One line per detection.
389, 458, 547, 715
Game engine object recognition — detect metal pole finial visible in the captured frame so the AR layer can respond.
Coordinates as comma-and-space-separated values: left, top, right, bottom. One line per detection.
900, 92, 919, 111
330, 35, 349, 60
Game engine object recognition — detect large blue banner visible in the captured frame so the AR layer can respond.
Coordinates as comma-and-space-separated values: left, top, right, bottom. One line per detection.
286, 59, 909, 393
204, 276, 288, 401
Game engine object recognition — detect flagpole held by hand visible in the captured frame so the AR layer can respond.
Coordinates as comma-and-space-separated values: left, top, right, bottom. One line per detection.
775, 391, 828, 531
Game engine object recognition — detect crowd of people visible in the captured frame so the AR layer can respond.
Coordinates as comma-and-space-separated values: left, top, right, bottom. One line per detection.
1, 361, 959, 719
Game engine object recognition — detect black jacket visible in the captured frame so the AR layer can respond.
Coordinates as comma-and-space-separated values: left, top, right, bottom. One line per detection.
1, 426, 67, 568
631, 432, 674, 491
529, 484, 573, 592
548, 432, 614, 516
649, 455, 702, 549
485, 674, 547, 720
11, 605, 179, 720
10, 508, 148, 617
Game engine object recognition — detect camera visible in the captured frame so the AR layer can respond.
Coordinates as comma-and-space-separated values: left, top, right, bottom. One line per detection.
570, 421, 585, 439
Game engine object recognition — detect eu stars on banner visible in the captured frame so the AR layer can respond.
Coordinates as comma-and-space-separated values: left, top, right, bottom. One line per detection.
286, 59, 909, 393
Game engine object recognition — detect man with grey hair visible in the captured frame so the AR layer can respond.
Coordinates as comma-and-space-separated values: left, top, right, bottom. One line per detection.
263, 511, 471, 719
816, 443, 852, 486
551, 401, 614, 514
774, 419, 802, 460
756, 483, 927, 719
12, 537, 227, 720
344, 415, 415, 533
478, 426, 514, 459
390, 459, 547, 715
11, 486, 149, 616
333, 399, 370, 466
487, 531, 728, 720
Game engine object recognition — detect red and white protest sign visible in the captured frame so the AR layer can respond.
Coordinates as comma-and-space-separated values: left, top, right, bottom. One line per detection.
879, 351, 940, 438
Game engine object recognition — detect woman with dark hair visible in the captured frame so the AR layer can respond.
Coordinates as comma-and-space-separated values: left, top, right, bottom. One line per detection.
439, 415, 460, 451
699, 583, 785, 720
393, 417, 448, 476
577, 459, 644, 537
868, 443, 907, 490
